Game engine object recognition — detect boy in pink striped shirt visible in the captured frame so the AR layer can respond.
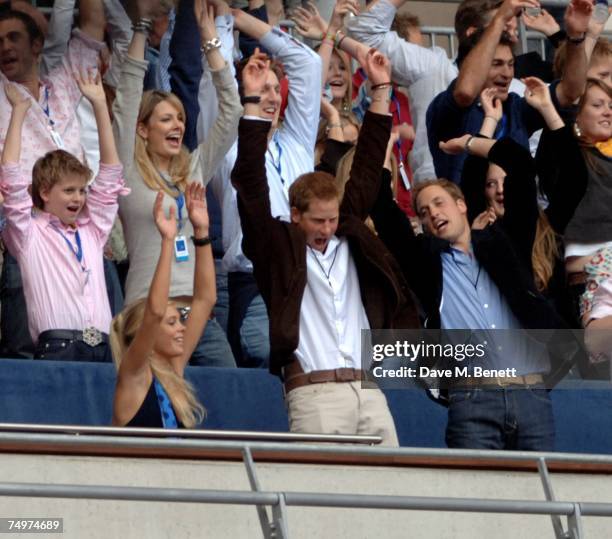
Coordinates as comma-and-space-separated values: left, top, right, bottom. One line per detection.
0, 71, 128, 362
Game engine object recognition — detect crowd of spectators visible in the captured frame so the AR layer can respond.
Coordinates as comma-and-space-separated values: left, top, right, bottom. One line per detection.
0, 0, 610, 447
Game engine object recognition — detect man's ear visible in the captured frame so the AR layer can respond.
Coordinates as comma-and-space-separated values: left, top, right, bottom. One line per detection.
465, 26, 477, 38
290, 206, 301, 224
31, 37, 43, 58
457, 197, 468, 215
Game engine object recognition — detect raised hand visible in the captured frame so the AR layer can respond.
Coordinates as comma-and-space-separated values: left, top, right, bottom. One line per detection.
359, 48, 391, 86
153, 191, 177, 241
439, 134, 471, 155
480, 87, 503, 122
291, 2, 328, 40
328, 0, 360, 33
4, 83, 31, 112
522, 76, 552, 110
393, 122, 416, 142
242, 48, 270, 96
185, 182, 210, 234
195, 0, 218, 42
495, 0, 541, 23
75, 69, 106, 106
564, 0, 593, 37
521, 8, 560, 36
472, 208, 497, 230
320, 95, 340, 120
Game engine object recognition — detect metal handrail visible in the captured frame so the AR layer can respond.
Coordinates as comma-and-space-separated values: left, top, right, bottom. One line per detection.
0, 422, 381, 444
1, 429, 611, 538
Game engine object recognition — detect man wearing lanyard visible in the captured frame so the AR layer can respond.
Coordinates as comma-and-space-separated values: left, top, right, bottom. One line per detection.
0, 1, 107, 359
199, 9, 321, 369
233, 51, 417, 445
1, 68, 127, 363
426, 0, 592, 184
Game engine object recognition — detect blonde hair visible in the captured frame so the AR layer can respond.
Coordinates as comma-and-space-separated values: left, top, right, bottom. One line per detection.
110, 299, 206, 428
135, 91, 191, 196
334, 146, 395, 230
531, 211, 560, 292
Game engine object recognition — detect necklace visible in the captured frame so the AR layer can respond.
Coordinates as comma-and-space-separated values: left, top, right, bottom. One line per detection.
308, 244, 338, 285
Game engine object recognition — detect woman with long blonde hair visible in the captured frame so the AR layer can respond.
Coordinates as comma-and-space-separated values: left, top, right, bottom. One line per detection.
112, 0, 240, 366
111, 184, 212, 428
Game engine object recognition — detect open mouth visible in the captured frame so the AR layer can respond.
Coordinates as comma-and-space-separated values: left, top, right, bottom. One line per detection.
493, 81, 509, 92
329, 80, 345, 88
434, 220, 448, 233
1, 57, 18, 70
262, 106, 277, 116
165, 132, 182, 148
67, 205, 80, 214
314, 238, 328, 249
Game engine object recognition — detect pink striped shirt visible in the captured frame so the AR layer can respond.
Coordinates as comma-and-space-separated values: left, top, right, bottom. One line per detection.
0, 29, 105, 175
0, 163, 129, 342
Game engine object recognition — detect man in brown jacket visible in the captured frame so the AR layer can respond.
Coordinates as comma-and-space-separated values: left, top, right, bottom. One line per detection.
232, 50, 419, 445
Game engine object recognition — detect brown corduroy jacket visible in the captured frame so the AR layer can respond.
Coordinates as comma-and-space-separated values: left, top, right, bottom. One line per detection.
232, 111, 420, 376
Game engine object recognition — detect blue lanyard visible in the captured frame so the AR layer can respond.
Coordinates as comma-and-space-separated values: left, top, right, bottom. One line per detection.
52, 225, 83, 265
154, 378, 179, 429
158, 171, 185, 231
42, 86, 54, 127
269, 133, 285, 185
176, 192, 185, 232
496, 114, 508, 139
391, 93, 404, 163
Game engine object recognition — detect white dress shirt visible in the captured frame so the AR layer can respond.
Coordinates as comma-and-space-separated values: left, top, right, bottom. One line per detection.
295, 237, 371, 373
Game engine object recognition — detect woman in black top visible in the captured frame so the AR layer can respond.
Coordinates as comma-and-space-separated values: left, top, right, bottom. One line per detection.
110, 184, 214, 428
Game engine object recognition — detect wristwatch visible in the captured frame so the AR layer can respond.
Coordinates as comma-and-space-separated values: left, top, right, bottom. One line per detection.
201, 37, 222, 54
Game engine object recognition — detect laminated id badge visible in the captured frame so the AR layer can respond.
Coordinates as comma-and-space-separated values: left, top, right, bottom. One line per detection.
174, 235, 189, 262
398, 162, 411, 191
48, 126, 65, 149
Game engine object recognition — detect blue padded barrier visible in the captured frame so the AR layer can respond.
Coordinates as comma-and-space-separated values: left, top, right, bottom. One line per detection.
1, 359, 612, 453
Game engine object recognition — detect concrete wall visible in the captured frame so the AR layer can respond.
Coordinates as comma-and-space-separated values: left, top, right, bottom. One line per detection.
1, 452, 612, 538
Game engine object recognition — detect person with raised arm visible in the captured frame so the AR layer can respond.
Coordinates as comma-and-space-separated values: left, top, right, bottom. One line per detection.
112, 0, 241, 367
199, 7, 321, 368
0, 0, 108, 359
111, 183, 212, 428
426, 0, 592, 184
0, 70, 128, 362
232, 48, 418, 445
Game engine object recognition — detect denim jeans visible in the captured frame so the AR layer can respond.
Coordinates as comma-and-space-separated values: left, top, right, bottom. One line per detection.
213, 259, 229, 334
34, 337, 112, 363
189, 317, 237, 367
445, 386, 555, 451
227, 272, 270, 369
104, 258, 124, 317
0, 252, 34, 358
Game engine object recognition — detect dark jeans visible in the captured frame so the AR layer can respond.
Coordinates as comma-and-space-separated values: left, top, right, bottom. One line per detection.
445, 387, 555, 451
34, 336, 112, 363
227, 271, 270, 369
0, 252, 34, 358
0, 253, 123, 359
189, 317, 237, 368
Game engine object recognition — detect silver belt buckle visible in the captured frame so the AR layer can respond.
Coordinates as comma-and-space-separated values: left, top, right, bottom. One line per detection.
82, 327, 102, 347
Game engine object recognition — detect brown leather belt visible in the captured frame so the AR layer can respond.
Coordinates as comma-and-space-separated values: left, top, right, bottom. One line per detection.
283, 361, 364, 394
567, 271, 586, 286
460, 373, 544, 388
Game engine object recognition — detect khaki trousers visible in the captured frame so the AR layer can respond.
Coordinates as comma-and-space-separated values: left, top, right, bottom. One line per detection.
286, 381, 399, 447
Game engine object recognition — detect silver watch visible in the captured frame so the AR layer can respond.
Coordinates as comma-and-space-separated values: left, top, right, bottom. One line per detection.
201, 37, 222, 54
